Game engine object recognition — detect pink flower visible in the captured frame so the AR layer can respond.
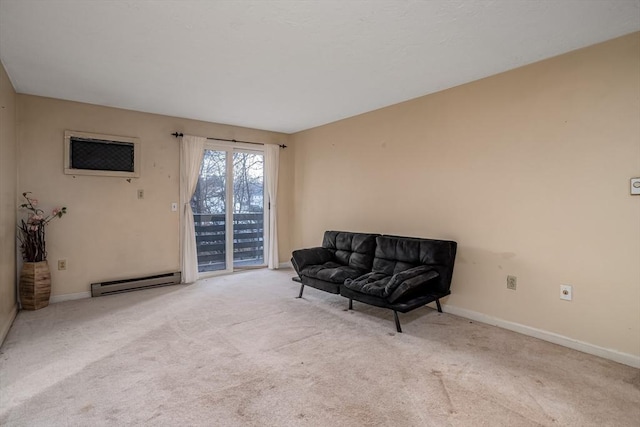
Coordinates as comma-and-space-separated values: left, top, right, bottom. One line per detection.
31, 199, 38, 207
29, 225, 38, 231
52, 208, 59, 216
31, 214, 42, 222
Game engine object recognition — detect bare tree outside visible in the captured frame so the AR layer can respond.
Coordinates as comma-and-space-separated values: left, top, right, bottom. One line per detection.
192, 150, 226, 215
233, 152, 264, 214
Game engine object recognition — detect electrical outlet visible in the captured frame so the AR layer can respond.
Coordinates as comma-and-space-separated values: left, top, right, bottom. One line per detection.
137, 189, 144, 199
507, 275, 517, 290
560, 284, 572, 301
58, 259, 67, 270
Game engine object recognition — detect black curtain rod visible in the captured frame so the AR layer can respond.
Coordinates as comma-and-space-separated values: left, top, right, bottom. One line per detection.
171, 132, 287, 149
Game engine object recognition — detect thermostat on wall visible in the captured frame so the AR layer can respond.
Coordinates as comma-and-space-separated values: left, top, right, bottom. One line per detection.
632, 178, 640, 195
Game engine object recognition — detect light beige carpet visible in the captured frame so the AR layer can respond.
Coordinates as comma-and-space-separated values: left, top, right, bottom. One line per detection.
1, 268, 638, 426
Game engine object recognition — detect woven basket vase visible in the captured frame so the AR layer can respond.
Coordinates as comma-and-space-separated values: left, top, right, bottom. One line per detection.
20, 261, 51, 310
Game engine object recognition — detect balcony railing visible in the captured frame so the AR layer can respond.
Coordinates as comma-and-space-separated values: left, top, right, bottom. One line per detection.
194, 213, 264, 272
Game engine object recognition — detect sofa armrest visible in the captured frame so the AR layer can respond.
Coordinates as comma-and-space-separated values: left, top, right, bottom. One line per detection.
385, 266, 440, 303
291, 247, 335, 274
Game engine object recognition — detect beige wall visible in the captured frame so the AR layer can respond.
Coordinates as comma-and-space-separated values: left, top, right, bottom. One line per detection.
0, 61, 18, 343
290, 33, 640, 357
17, 95, 292, 297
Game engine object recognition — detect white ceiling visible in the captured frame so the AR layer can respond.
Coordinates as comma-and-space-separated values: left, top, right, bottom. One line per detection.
1, 1, 639, 134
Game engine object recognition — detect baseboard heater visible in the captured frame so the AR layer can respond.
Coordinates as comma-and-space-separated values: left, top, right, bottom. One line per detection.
91, 271, 181, 297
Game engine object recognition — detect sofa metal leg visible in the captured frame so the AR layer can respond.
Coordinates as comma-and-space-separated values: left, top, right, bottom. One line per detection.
348, 299, 353, 310
435, 299, 443, 313
297, 284, 304, 298
393, 311, 402, 333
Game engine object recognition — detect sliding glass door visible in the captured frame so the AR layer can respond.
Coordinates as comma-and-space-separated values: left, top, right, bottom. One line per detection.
191, 145, 266, 275
232, 151, 265, 268
191, 149, 228, 272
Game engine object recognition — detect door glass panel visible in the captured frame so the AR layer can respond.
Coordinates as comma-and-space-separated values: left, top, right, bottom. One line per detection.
191, 149, 227, 272
233, 152, 264, 267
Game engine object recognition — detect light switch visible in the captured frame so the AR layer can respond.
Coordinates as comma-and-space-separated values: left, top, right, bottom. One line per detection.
171, 203, 178, 212
631, 178, 640, 195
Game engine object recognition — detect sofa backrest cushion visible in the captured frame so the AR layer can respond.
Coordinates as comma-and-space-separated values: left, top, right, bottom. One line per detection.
322, 231, 379, 271
373, 235, 457, 293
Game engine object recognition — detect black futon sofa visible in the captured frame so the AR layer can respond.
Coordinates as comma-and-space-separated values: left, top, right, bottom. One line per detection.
291, 231, 457, 332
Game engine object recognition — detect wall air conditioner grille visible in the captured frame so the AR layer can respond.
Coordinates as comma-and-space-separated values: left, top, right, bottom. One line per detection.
91, 272, 181, 297
64, 130, 140, 178
70, 137, 135, 172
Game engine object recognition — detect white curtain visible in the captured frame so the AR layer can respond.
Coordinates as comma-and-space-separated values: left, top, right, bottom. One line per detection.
180, 135, 206, 283
264, 144, 279, 269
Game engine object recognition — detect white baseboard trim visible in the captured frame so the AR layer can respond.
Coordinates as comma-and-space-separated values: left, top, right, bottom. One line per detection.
441, 304, 640, 369
278, 261, 292, 269
0, 304, 18, 346
50, 291, 91, 304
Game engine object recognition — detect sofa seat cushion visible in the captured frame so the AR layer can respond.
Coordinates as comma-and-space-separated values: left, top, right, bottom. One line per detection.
343, 272, 392, 298
343, 266, 440, 302
301, 262, 367, 284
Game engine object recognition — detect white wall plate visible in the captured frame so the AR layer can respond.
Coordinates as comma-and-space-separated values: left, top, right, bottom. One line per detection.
631, 178, 640, 195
